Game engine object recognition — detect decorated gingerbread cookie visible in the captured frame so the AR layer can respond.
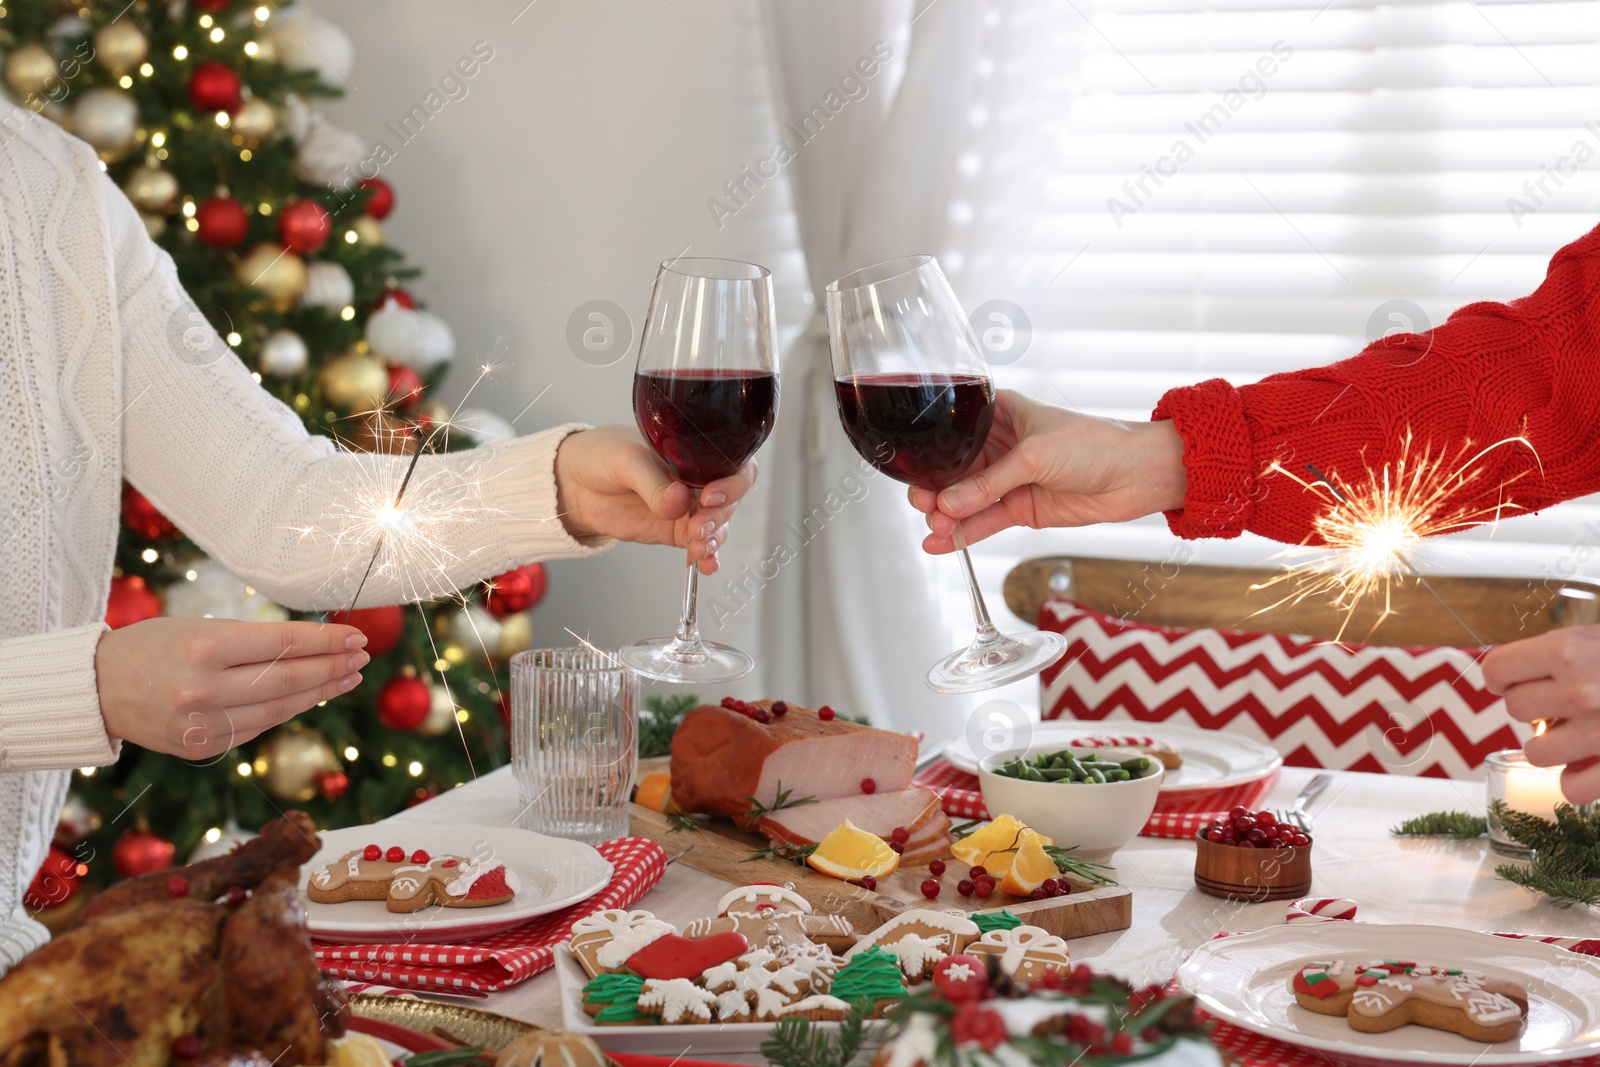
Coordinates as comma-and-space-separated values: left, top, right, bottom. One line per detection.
568, 908, 675, 978
637, 977, 718, 1024
306, 845, 517, 913
1290, 960, 1529, 1044
843, 909, 980, 982
773, 994, 850, 1022
964, 925, 1071, 986
581, 972, 657, 1025
685, 883, 857, 954
703, 952, 810, 1021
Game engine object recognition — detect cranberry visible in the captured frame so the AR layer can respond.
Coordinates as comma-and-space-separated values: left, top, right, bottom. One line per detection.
929, 858, 946, 876
411, 849, 431, 864
385, 846, 405, 863
1228, 805, 1248, 820
1237, 839, 1257, 849
957, 878, 975, 896
973, 878, 995, 898
889, 841, 904, 854
751, 707, 773, 724
1057, 880, 1075, 896
1218, 830, 1240, 845
860, 777, 876, 795
720, 696, 739, 709
1291, 833, 1310, 847
223, 885, 248, 907
362, 844, 381, 861
166, 876, 190, 898
1233, 815, 1256, 832
1040, 877, 1060, 896
969, 865, 987, 878
771, 700, 789, 716
1111, 1032, 1134, 1055
921, 878, 940, 899
859, 875, 877, 891
818, 705, 835, 720
1029, 887, 1047, 901
1246, 828, 1267, 845
890, 826, 910, 844
171, 1035, 200, 1060
733, 699, 749, 712
1256, 810, 1278, 829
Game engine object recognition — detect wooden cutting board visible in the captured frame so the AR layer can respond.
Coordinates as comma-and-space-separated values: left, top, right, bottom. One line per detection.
630, 758, 1132, 942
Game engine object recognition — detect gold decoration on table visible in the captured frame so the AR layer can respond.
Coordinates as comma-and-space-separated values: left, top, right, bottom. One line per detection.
347, 994, 535, 1051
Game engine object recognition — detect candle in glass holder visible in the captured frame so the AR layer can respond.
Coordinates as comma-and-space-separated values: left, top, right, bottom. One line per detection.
1486, 749, 1565, 856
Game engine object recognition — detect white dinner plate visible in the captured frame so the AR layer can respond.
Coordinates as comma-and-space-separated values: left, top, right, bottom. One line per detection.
300, 823, 611, 944
1177, 923, 1600, 1065
944, 720, 1282, 794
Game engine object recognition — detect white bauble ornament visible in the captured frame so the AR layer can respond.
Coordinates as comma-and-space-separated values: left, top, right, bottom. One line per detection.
259, 329, 309, 378
294, 117, 365, 190
281, 92, 311, 142
420, 683, 457, 737
302, 261, 354, 311
268, 8, 353, 86
163, 558, 290, 623
364, 299, 422, 365
456, 408, 515, 447
448, 604, 502, 664
48, 14, 89, 40
72, 90, 139, 156
411, 311, 455, 370
187, 819, 255, 863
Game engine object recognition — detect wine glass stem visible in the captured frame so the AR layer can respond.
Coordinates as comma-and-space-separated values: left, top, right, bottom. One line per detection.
951, 524, 1001, 642
673, 559, 703, 649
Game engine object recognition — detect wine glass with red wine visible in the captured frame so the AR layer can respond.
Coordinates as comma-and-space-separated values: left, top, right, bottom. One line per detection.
827, 254, 1067, 693
619, 258, 778, 684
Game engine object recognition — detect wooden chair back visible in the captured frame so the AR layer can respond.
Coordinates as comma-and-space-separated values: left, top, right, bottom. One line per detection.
1002, 556, 1600, 647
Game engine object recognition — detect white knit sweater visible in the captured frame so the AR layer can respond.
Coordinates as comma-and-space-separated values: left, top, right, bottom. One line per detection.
0, 104, 609, 971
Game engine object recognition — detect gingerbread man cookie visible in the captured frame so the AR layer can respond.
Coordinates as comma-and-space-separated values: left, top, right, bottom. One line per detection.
568, 908, 675, 978
843, 909, 980, 982
306, 845, 517, 913
1291, 960, 1529, 1044
964, 925, 1071, 985
685, 883, 856, 954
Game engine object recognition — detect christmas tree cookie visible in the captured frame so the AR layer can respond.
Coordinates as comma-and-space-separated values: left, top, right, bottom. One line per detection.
829, 945, 907, 1015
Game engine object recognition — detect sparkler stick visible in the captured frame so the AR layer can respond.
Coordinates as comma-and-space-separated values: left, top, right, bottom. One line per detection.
342, 438, 429, 615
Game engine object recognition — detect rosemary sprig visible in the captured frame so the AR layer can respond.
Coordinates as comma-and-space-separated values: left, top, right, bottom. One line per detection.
666, 811, 701, 834
1043, 844, 1118, 886
402, 1048, 489, 1067
1391, 811, 1488, 839
950, 818, 983, 839
744, 781, 819, 822
746, 842, 819, 866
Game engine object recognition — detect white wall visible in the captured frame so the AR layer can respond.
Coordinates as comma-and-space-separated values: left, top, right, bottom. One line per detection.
320, 0, 805, 677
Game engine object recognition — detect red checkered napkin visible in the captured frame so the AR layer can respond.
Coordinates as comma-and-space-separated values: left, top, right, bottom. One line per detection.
314, 837, 665, 994
912, 759, 1279, 839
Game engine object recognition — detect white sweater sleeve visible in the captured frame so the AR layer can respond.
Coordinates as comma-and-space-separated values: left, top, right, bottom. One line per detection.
104, 175, 612, 612
0, 624, 116, 772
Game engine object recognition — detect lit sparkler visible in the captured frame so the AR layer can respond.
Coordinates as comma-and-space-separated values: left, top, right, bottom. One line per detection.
1250, 430, 1539, 643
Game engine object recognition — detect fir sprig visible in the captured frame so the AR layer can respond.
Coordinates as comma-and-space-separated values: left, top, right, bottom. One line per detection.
1391, 811, 1489, 838
746, 842, 820, 866
744, 782, 819, 822
401, 1048, 490, 1067
759, 999, 872, 1067
1492, 800, 1600, 908
638, 692, 700, 759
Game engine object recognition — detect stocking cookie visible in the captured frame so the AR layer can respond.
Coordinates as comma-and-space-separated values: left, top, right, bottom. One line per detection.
843, 910, 980, 982
569, 909, 674, 978
307, 846, 517, 912
1290, 960, 1529, 1044
637, 977, 718, 1024
685, 883, 856, 954
964, 925, 1072, 985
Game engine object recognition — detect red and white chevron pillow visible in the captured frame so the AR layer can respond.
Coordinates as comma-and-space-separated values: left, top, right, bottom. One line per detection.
1038, 599, 1514, 779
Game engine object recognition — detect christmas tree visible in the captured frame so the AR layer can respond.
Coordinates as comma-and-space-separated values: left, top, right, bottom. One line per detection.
2, 0, 544, 903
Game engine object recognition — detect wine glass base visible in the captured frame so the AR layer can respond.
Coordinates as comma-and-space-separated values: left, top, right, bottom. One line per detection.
925, 629, 1069, 695
618, 638, 755, 685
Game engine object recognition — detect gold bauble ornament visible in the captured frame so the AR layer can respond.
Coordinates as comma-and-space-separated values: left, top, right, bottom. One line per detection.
93, 21, 148, 77
5, 44, 59, 98
231, 97, 276, 144
235, 243, 307, 306
318, 351, 388, 411
124, 165, 177, 213
256, 722, 339, 803
495, 611, 534, 661
419, 400, 451, 427
72, 89, 139, 159
350, 215, 384, 246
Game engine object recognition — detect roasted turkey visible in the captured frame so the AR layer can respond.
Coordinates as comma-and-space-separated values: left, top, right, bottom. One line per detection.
0, 812, 349, 1067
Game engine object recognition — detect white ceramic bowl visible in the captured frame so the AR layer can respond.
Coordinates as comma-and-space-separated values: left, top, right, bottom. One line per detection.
977, 745, 1165, 859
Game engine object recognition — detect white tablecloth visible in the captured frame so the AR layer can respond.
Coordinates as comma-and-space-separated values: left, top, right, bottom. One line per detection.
383, 764, 1600, 1029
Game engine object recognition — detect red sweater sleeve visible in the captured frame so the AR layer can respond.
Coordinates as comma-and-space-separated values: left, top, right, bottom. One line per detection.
1153, 221, 1600, 543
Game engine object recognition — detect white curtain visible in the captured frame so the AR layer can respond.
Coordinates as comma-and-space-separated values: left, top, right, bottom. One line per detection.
756, 0, 989, 736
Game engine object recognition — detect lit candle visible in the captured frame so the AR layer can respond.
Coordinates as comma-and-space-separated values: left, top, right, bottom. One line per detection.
1500, 751, 1565, 819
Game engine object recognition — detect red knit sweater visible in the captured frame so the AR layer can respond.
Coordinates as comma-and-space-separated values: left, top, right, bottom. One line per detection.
1153, 222, 1600, 544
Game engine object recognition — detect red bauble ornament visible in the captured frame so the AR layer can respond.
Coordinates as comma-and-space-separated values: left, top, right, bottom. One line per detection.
327, 604, 405, 655
189, 61, 242, 113
121, 483, 176, 540
484, 563, 547, 618
112, 828, 175, 879
314, 769, 349, 801
499, 689, 512, 730
374, 286, 415, 311
360, 177, 395, 220
106, 575, 162, 630
386, 364, 424, 410
23, 846, 82, 911
376, 676, 431, 731
195, 196, 250, 249
278, 199, 332, 254
191, 0, 233, 10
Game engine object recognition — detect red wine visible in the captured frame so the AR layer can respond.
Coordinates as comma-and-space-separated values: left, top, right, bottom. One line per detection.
834, 373, 995, 490
634, 369, 778, 487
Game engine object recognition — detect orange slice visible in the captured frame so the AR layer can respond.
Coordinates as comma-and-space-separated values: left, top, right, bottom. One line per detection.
950, 813, 1054, 875
634, 772, 678, 814
806, 819, 900, 882
999, 829, 1058, 896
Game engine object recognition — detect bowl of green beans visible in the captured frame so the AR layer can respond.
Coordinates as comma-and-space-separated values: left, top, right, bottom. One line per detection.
976, 745, 1165, 857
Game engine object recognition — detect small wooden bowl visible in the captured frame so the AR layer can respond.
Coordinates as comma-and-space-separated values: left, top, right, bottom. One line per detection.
1193, 829, 1311, 901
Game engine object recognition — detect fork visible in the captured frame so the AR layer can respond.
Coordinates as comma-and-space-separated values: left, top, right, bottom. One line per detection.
1274, 773, 1332, 833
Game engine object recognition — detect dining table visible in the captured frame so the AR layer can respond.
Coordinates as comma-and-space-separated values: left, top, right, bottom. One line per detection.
379, 760, 1600, 1060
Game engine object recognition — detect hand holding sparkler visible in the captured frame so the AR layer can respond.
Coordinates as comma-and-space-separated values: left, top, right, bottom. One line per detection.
1485, 627, 1600, 806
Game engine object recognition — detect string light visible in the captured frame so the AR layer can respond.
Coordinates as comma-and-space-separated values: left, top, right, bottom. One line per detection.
244, 41, 260, 57
226, 331, 242, 346
141, 548, 159, 563
203, 827, 222, 843
118, 75, 132, 88
173, 45, 188, 60
197, 13, 213, 27
407, 760, 424, 777
382, 753, 397, 767
343, 746, 360, 761
209, 26, 225, 42
340, 305, 356, 321
237, 761, 253, 777
139, 62, 153, 77
215, 111, 230, 128
78, 766, 95, 777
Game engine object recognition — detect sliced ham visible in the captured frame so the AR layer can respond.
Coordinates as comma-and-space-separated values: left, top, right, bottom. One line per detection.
899, 811, 954, 867
670, 703, 917, 824
757, 788, 941, 848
